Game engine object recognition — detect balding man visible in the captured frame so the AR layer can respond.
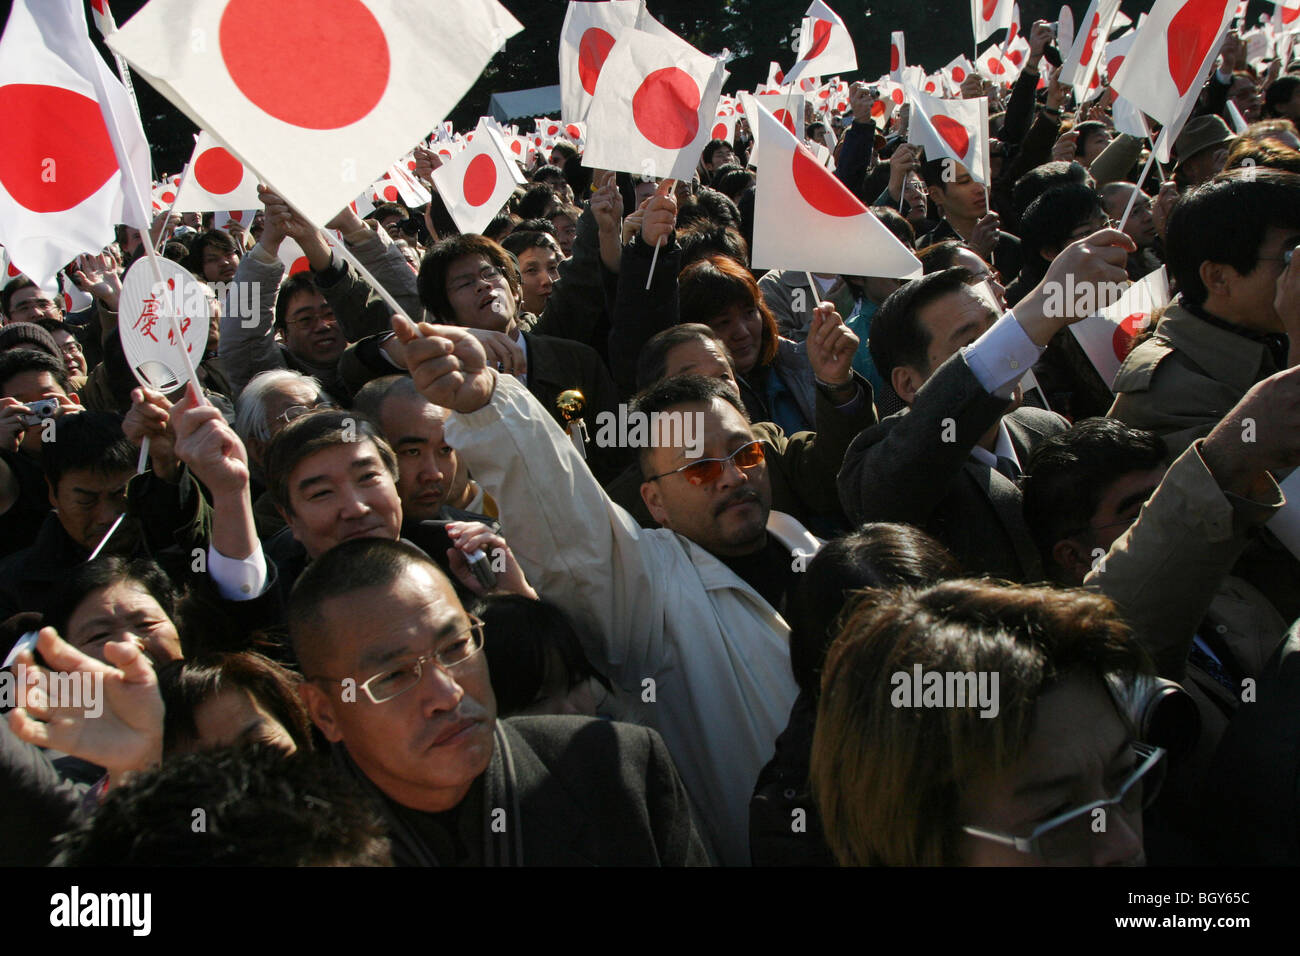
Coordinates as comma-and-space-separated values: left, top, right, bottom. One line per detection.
290, 537, 708, 866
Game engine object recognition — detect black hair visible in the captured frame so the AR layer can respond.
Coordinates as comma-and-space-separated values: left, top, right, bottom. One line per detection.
484, 212, 518, 243
867, 267, 979, 378
1022, 418, 1168, 578
367, 202, 408, 223
500, 230, 559, 260
288, 538, 434, 674
635, 323, 735, 391
702, 139, 735, 165
870, 205, 916, 248
516, 182, 561, 220
916, 239, 973, 273
264, 408, 396, 516
1265, 75, 1300, 118
0, 347, 71, 395
628, 374, 748, 478
713, 167, 755, 203
787, 523, 959, 698
514, 218, 558, 236
157, 652, 315, 755
52, 744, 393, 865
1166, 167, 1300, 306
1017, 182, 1104, 284
676, 187, 742, 232
1011, 160, 1092, 232
273, 271, 321, 330
677, 224, 751, 269
471, 593, 611, 716
44, 556, 179, 640
1, 276, 43, 318
41, 410, 135, 491
181, 229, 239, 279
1072, 120, 1109, 153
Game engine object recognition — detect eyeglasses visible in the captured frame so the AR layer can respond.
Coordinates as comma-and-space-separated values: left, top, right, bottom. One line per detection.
646, 440, 765, 486
961, 742, 1166, 862
314, 616, 486, 705
275, 399, 338, 426
449, 265, 505, 294
286, 307, 337, 330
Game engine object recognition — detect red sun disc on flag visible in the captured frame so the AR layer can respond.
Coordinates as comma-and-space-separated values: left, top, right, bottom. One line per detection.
806, 19, 833, 59
6, 262, 21, 278
1080, 13, 1101, 65
982, 0, 998, 21
63, 293, 72, 311
1166, 0, 1226, 96
987, 56, 1006, 75
890, 44, 900, 72
953, 66, 967, 82
712, 122, 727, 139
1113, 313, 1147, 358
0, 84, 119, 213
891, 88, 904, 105
566, 124, 582, 139
193, 146, 244, 195
463, 153, 497, 207
511, 141, 522, 155
382, 185, 399, 202
578, 27, 617, 95
219, 0, 390, 130
774, 69, 785, 85
792, 144, 863, 217
932, 115, 970, 158
289, 256, 310, 275
632, 68, 701, 149
1007, 49, 1024, 66
925, 81, 936, 93
772, 108, 797, 134
1287, 5, 1300, 23
1107, 56, 1125, 77
161, 190, 176, 203
871, 100, 886, 118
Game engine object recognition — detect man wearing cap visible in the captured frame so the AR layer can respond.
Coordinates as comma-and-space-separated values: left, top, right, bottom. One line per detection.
1172, 115, 1236, 190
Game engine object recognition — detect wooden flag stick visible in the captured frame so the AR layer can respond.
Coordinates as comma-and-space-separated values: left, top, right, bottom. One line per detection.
321, 228, 412, 322
805, 272, 819, 309
644, 179, 675, 292
1118, 148, 1159, 232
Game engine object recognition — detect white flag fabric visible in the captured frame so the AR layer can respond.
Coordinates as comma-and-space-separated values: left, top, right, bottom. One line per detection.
1058, 4, 1076, 52
173, 131, 263, 212
972, 0, 1016, 44
1110, 0, 1236, 130
584, 27, 727, 181
890, 32, 907, 84
0, 0, 152, 287
1060, 0, 1123, 104
559, 0, 640, 124
784, 1, 857, 87
1069, 266, 1170, 388
107, 0, 522, 226
1277, 0, 1300, 33
431, 120, 527, 236
906, 88, 991, 186
90, 0, 118, 35
738, 91, 806, 168
750, 102, 921, 278
62, 272, 94, 314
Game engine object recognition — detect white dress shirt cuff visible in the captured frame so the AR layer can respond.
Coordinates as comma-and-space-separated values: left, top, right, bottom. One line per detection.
208, 544, 269, 602
963, 310, 1044, 399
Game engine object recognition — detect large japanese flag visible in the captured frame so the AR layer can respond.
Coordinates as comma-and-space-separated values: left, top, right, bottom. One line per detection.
584, 27, 727, 182
750, 102, 921, 278
784, 1, 857, 87
1069, 266, 1170, 388
560, 0, 640, 124
907, 89, 991, 186
1110, 0, 1236, 130
172, 131, 262, 212
431, 120, 527, 237
0, 0, 151, 287
106, 0, 522, 226
972, 0, 1016, 44
1060, 0, 1123, 105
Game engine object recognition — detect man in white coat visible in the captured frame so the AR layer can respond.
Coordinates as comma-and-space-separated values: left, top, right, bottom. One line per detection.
396, 319, 825, 866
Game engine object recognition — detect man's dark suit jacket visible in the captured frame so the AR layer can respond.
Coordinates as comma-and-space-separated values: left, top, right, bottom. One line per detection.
338, 716, 710, 866
837, 350, 1069, 582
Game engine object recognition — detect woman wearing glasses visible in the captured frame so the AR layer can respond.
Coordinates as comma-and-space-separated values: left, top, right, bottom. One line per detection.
811, 580, 1163, 866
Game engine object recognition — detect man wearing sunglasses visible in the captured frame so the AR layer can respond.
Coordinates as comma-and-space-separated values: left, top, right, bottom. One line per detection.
397, 319, 817, 866
290, 537, 708, 866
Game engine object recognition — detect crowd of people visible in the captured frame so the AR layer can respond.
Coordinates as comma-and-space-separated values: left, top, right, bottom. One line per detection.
4, 16, 1300, 868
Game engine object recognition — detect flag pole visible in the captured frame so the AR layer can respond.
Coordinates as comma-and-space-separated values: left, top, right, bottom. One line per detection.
321, 228, 412, 322
1118, 147, 1158, 231
643, 179, 675, 292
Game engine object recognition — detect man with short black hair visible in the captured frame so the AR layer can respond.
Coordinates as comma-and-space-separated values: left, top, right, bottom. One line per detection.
919, 157, 1022, 285
1, 277, 62, 326
289, 537, 708, 866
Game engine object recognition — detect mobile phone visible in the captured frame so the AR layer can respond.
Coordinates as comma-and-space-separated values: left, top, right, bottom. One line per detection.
466, 549, 497, 591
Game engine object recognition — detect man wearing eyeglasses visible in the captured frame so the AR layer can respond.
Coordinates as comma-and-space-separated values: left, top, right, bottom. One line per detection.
290, 537, 708, 866
396, 319, 817, 866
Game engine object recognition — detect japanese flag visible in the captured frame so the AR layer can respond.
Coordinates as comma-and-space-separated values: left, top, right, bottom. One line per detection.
1102, 29, 1137, 84
1003, 3, 1021, 50
750, 101, 921, 279
944, 54, 977, 88
431, 119, 527, 237
1278, 0, 1300, 32
767, 61, 787, 87
784, 1, 857, 87
276, 235, 313, 277
173, 131, 262, 212
972, 0, 1016, 44
0, 0, 152, 288
583, 27, 727, 182
1069, 266, 1170, 389
890, 32, 907, 84
1110, 0, 1236, 130
62, 272, 94, 314
107, 0, 523, 226
213, 209, 255, 232
1060, 0, 1123, 105
978, 46, 1021, 85
738, 91, 806, 167
560, 0, 640, 124
709, 109, 740, 145
907, 88, 991, 186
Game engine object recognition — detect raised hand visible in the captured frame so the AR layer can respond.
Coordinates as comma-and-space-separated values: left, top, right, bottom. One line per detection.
445, 521, 538, 598
806, 303, 860, 390
171, 382, 250, 500
122, 387, 178, 481
393, 316, 498, 414
641, 179, 677, 248
8, 627, 164, 784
